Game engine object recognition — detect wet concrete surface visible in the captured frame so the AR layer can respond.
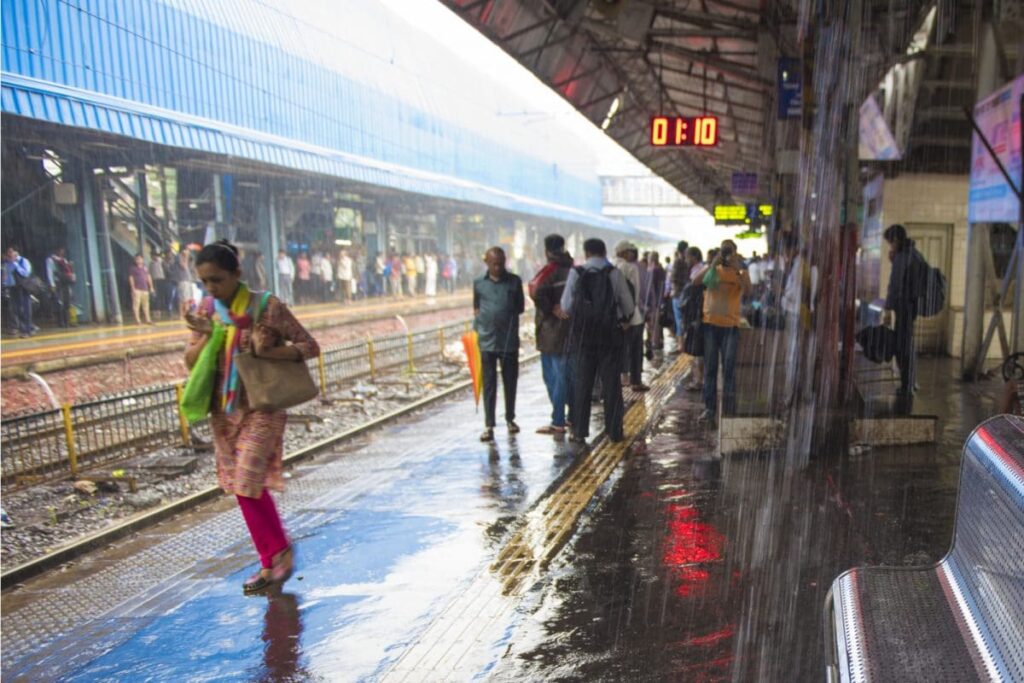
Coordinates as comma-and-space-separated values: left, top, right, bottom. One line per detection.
1, 353, 1004, 681
490, 356, 1004, 682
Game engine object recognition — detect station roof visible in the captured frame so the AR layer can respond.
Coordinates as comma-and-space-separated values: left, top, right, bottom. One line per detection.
0, 0, 633, 234
441, 0, 960, 212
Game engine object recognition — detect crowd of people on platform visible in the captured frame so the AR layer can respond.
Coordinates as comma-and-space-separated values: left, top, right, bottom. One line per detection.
472, 233, 762, 445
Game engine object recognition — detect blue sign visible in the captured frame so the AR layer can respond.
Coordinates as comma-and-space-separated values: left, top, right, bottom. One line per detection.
778, 58, 802, 120
731, 172, 758, 195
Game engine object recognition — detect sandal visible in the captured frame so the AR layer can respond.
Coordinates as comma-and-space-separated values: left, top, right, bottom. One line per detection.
243, 569, 273, 595
270, 546, 294, 585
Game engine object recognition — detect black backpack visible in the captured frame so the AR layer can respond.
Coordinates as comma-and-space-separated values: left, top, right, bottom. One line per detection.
570, 265, 621, 349
916, 262, 946, 318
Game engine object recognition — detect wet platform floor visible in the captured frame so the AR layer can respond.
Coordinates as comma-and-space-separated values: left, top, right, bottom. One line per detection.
0, 355, 1004, 681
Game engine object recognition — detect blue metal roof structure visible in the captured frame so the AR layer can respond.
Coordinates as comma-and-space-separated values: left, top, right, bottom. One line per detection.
1, 0, 632, 233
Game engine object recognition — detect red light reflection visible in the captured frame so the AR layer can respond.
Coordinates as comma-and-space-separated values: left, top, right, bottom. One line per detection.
662, 503, 724, 597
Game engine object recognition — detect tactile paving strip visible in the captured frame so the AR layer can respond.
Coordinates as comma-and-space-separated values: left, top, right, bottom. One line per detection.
382, 355, 692, 682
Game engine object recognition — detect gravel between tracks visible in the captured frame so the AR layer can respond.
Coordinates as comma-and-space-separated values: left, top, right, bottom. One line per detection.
0, 355, 471, 569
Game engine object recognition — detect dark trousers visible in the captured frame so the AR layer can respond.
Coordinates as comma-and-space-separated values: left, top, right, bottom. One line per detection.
9, 286, 33, 334
894, 310, 917, 391
482, 351, 518, 428
624, 324, 644, 384
572, 345, 625, 440
53, 284, 71, 328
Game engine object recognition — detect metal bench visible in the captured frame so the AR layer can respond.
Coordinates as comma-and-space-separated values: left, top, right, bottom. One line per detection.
825, 414, 1024, 682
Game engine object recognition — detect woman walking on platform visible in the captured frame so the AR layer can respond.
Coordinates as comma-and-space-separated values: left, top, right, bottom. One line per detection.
184, 240, 320, 594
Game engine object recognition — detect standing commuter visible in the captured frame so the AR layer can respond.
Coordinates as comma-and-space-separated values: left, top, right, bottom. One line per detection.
561, 238, 634, 444
424, 253, 438, 298
149, 251, 167, 317
295, 252, 312, 304
172, 250, 196, 316
692, 240, 750, 423
530, 235, 574, 435
46, 246, 75, 329
276, 250, 295, 305
415, 253, 426, 294
679, 246, 705, 391
184, 240, 319, 594
251, 252, 268, 292
646, 252, 666, 353
614, 241, 648, 392
669, 241, 690, 352
473, 247, 525, 442
373, 253, 386, 296
337, 249, 353, 303
128, 253, 155, 325
403, 253, 417, 296
882, 224, 927, 397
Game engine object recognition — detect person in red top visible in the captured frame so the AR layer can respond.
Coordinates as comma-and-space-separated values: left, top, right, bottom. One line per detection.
128, 253, 155, 325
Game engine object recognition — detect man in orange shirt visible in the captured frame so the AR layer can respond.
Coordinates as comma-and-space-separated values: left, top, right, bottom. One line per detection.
691, 239, 751, 423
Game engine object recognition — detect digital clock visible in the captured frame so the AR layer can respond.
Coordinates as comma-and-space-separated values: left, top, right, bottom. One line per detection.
650, 116, 719, 147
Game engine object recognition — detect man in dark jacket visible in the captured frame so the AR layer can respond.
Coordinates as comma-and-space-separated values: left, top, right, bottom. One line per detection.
561, 238, 635, 444
529, 234, 574, 435
882, 224, 926, 396
474, 247, 526, 442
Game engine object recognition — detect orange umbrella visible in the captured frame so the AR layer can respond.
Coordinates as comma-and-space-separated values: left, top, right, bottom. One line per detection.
461, 331, 483, 406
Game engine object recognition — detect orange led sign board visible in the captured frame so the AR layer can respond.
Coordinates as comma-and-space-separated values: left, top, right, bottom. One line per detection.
650, 116, 719, 147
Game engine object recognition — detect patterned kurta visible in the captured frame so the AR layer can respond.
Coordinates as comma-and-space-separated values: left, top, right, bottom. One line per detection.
188, 294, 320, 498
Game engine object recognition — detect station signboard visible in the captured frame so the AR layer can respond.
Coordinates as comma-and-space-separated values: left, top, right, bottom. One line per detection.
650, 116, 719, 147
968, 74, 1023, 223
713, 203, 773, 226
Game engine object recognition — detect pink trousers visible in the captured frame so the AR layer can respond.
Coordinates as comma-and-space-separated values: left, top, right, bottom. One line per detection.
236, 489, 289, 568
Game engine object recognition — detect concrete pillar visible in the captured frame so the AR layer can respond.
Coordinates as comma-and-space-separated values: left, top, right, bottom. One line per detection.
962, 20, 1004, 377
98, 188, 123, 324
134, 171, 148, 257
78, 168, 107, 322
257, 183, 280, 297
213, 173, 224, 224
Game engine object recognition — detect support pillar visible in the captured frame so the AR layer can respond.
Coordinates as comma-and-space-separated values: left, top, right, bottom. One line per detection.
962, 18, 1004, 377
98, 187, 123, 324
79, 167, 107, 322
134, 171, 148, 256
257, 183, 280, 298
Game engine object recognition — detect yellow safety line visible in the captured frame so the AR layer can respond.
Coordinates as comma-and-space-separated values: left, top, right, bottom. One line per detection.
491, 354, 691, 595
1, 294, 471, 361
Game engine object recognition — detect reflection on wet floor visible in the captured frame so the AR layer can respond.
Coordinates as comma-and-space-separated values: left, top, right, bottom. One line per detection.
493, 356, 1003, 681
1, 355, 1004, 681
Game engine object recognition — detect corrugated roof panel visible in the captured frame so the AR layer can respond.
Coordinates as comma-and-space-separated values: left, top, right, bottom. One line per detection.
1, 0, 631, 233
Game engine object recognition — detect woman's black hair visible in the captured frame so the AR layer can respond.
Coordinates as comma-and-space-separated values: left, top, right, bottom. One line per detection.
195, 239, 241, 271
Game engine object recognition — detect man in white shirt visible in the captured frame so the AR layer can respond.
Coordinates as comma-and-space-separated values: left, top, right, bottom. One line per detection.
337, 249, 354, 303
276, 250, 295, 304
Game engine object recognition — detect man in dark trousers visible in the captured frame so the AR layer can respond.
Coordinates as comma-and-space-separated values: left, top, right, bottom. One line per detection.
529, 234, 574, 435
474, 246, 525, 442
882, 224, 927, 396
561, 238, 635, 445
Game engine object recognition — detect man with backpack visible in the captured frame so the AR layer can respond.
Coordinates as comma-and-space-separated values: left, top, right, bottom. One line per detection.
474, 247, 526, 442
882, 224, 943, 397
560, 238, 635, 444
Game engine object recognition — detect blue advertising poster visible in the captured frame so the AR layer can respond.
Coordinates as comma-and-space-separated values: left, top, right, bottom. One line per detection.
968, 74, 1023, 223
778, 58, 802, 120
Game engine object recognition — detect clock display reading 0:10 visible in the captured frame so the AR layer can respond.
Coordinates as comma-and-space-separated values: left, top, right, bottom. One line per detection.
650, 115, 719, 147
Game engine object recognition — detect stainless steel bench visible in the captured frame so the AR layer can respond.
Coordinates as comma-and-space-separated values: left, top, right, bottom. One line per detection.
825, 414, 1024, 682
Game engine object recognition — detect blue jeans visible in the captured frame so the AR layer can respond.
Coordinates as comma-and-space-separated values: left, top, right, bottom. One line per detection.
541, 353, 573, 427
672, 297, 684, 337
703, 324, 738, 415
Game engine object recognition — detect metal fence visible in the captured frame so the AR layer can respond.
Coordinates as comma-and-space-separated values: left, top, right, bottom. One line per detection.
1, 318, 474, 491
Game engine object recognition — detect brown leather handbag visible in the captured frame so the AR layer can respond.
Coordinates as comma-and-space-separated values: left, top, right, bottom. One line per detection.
234, 351, 319, 411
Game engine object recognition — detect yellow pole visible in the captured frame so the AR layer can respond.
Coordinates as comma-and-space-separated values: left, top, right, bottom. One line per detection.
367, 338, 376, 381
174, 383, 190, 446
317, 352, 328, 396
61, 403, 78, 476
406, 333, 416, 373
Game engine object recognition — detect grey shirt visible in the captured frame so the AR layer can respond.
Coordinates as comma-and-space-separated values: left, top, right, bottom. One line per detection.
473, 271, 525, 354
560, 257, 635, 322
